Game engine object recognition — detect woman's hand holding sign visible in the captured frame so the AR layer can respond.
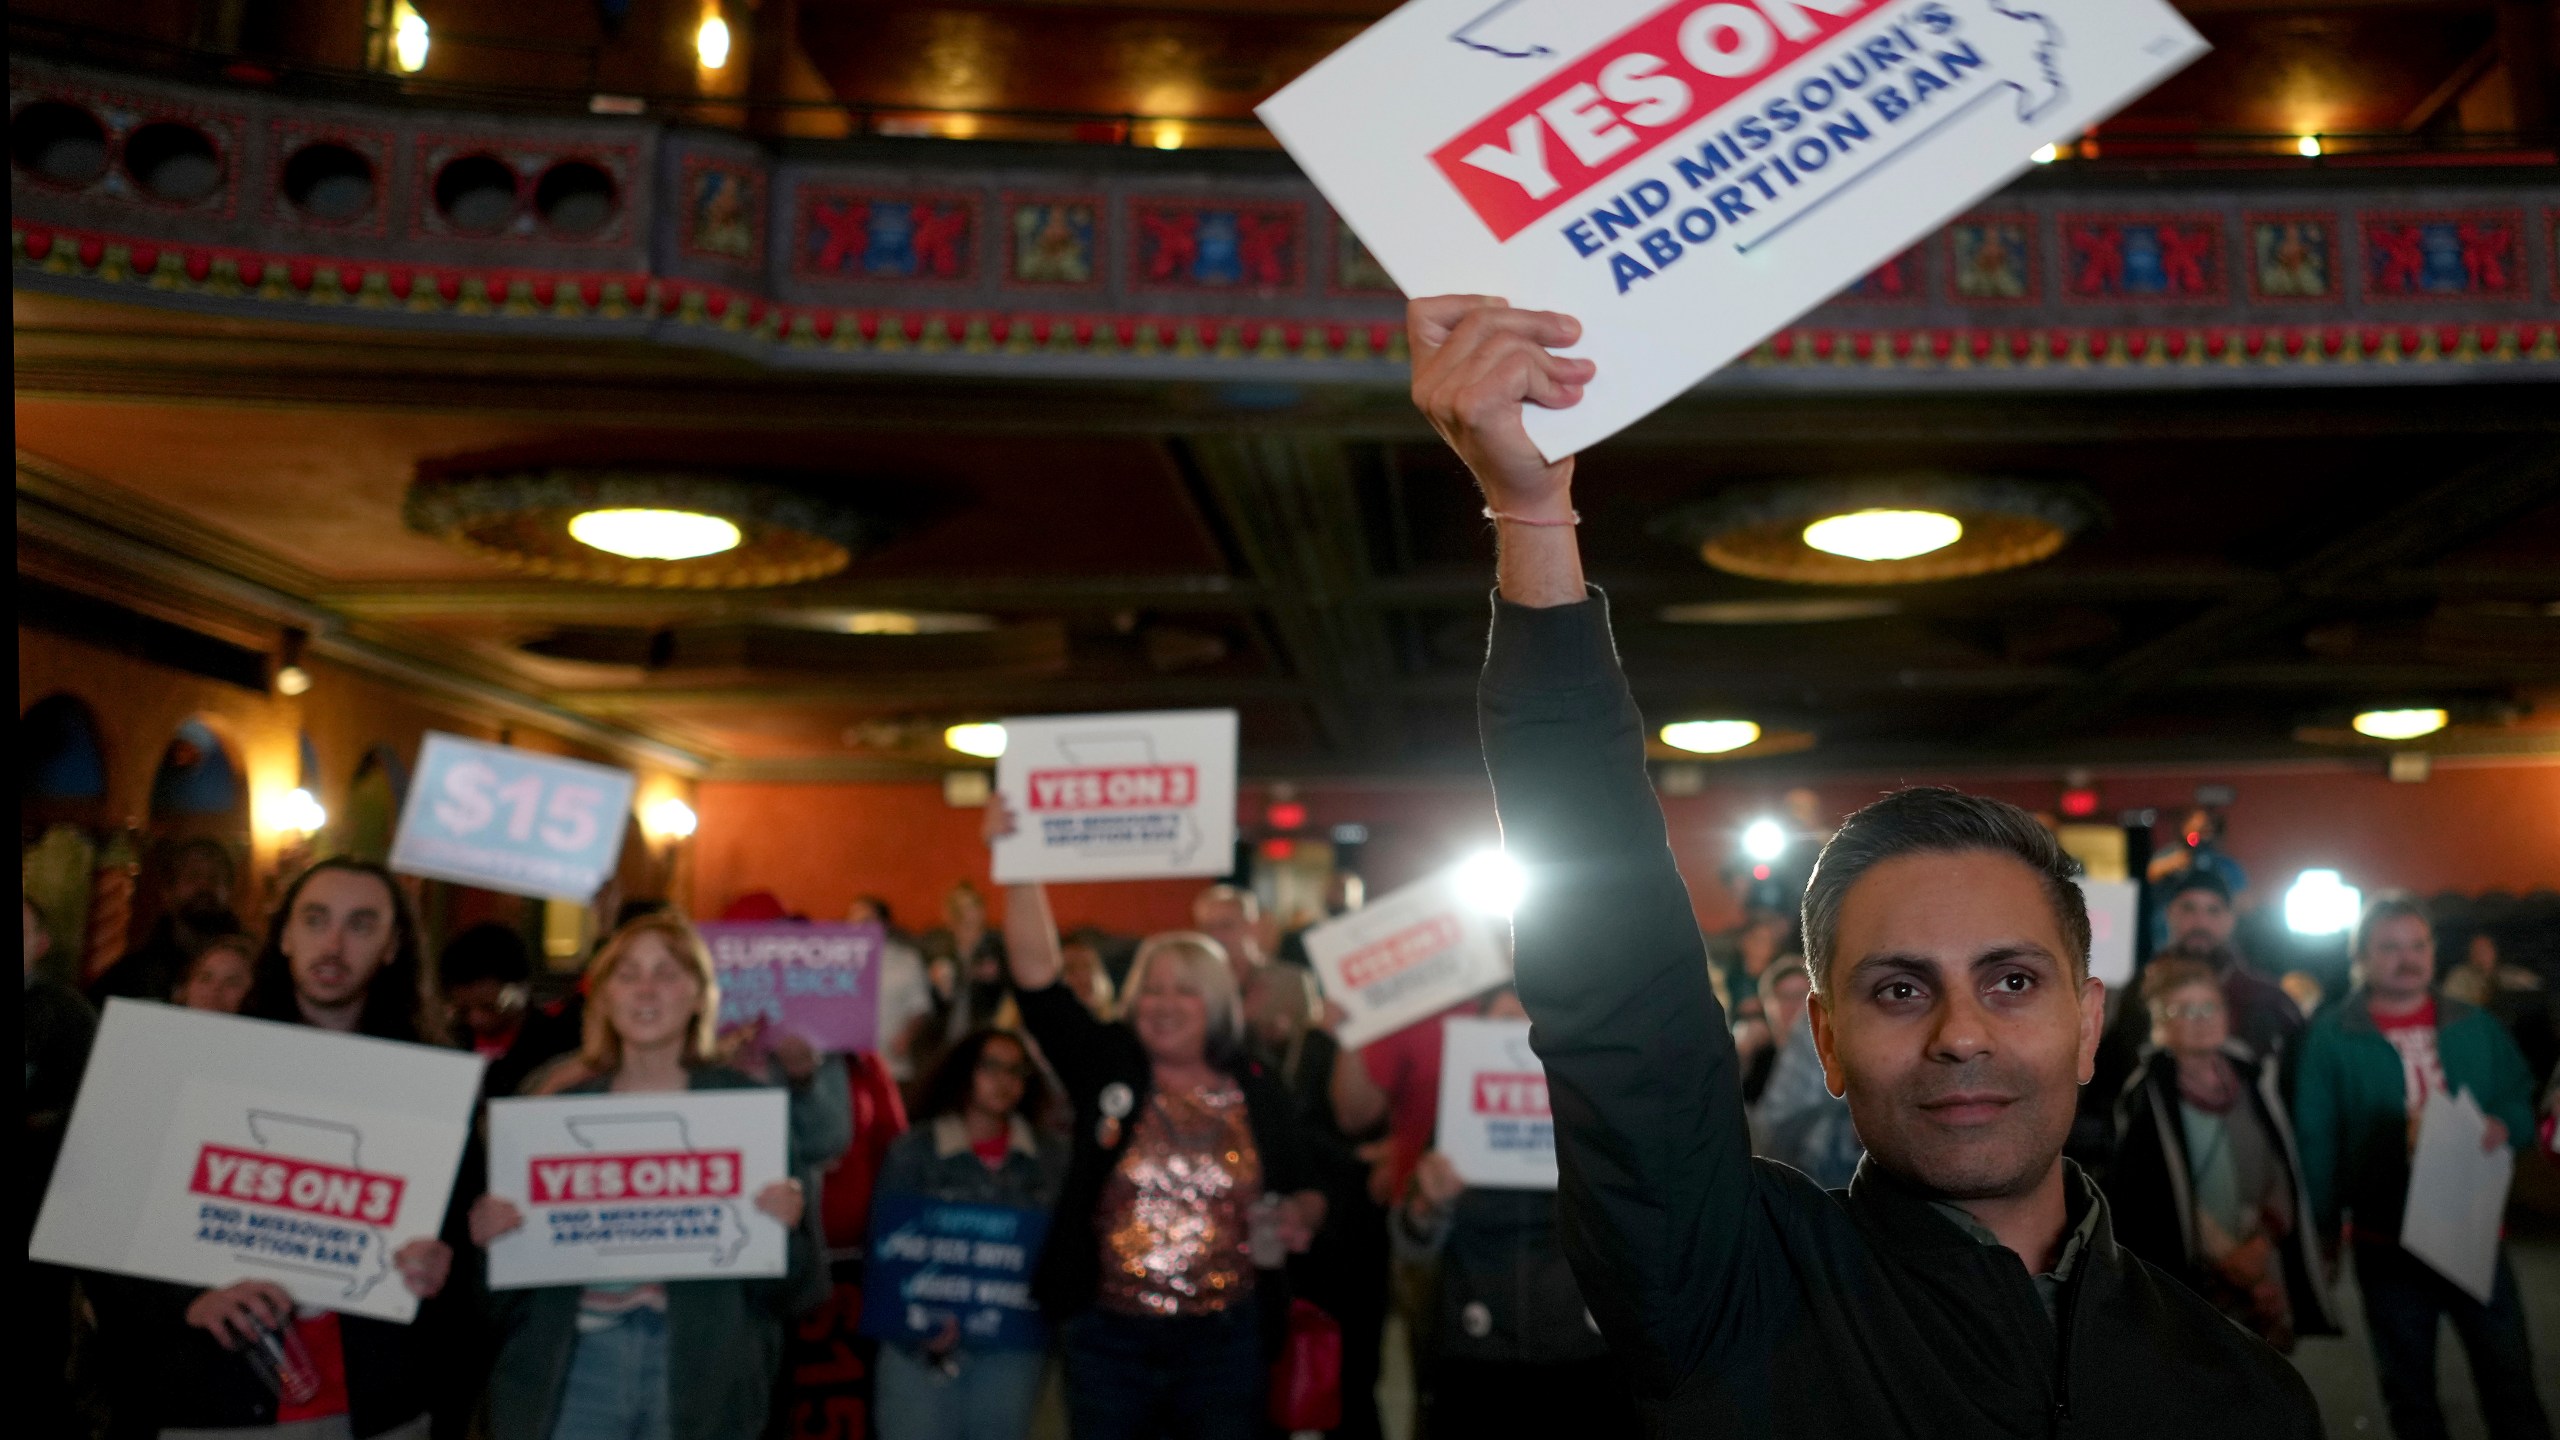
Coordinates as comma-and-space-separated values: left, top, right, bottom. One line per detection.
753, 1176, 805, 1229
469, 1193, 525, 1248
1408, 296, 1594, 607
394, 1238, 453, 1299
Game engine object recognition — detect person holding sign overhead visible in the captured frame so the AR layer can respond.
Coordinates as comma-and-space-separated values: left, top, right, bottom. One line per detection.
869, 1027, 1068, 1440
1408, 294, 2322, 1439
88, 858, 460, 1440
985, 798, 1325, 1440
466, 915, 824, 1440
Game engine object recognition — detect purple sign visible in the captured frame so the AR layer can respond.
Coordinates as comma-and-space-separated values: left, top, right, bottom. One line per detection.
699, 923, 883, 1054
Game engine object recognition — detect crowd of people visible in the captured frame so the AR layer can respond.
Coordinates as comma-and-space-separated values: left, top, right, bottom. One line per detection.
16, 295, 2559, 1440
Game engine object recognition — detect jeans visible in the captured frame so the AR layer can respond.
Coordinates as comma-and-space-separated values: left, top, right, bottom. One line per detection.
547, 1311, 672, 1440
2354, 1241, 2553, 1440
872, 1344, 1048, 1440
1061, 1305, 1264, 1440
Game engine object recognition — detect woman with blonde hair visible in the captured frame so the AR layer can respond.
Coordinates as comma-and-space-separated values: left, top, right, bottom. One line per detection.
465, 913, 846, 1440
985, 801, 1324, 1440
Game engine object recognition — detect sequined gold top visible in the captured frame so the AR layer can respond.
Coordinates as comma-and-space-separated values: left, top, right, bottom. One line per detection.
1095, 1077, 1263, 1318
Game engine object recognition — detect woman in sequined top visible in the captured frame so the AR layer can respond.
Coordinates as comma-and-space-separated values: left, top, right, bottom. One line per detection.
987, 800, 1324, 1440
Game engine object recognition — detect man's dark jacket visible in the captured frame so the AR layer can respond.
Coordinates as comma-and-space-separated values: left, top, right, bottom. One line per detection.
1480, 591, 2321, 1440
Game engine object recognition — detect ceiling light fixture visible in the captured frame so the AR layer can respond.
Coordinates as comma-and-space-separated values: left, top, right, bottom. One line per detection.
2295, 134, 2323, 158
2029, 142, 2059, 164
408, 469, 891, 588
272, 786, 329, 838
944, 722, 1008, 759
1653, 473, 2100, 586
1803, 509, 1965, 563
1741, 819, 1788, 864
696, 9, 732, 69
568, 508, 743, 561
1659, 719, 1763, 754
1153, 123, 1185, 151
390, 0, 430, 72
2350, 708, 2448, 741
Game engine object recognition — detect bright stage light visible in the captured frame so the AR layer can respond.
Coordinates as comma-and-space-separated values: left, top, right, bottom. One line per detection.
641, 795, 698, 841
1453, 849, 1527, 919
273, 787, 328, 837
391, 2, 430, 72
1741, 819, 1787, 864
2295, 134, 2323, 158
2029, 143, 2059, 164
2284, 869, 2361, 936
1802, 509, 1963, 562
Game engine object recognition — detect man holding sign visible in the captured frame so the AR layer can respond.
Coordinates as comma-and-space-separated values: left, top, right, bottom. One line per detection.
1413, 293, 2321, 1437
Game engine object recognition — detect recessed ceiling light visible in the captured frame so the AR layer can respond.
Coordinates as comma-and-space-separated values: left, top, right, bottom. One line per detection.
1802, 509, 1964, 562
1659, 719, 1762, 754
2351, 708, 2447, 741
944, 722, 1008, 759
567, 508, 742, 561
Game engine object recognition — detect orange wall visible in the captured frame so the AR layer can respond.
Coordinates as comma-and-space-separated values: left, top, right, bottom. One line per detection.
694, 759, 2560, 941
18, 625, 697, 929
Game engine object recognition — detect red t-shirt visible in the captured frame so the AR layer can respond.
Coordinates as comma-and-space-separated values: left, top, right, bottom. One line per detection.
275, 1312, 351, 1422
2371, 998, 2446, 1114
971, 1133, 1011, 1170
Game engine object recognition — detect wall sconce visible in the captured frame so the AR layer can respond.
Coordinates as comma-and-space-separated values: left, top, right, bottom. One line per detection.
272, 786, 329, 838
641, 795, 699, 843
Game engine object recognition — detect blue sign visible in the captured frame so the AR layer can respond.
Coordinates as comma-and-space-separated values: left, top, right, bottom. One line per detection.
858, 1193, 1049, 1352
387, 733, 636, 901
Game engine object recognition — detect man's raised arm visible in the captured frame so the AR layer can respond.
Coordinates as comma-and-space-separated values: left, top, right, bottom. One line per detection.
1414, 296, 1755, 1395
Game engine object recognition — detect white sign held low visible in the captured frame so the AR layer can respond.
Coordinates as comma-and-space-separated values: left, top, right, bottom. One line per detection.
483, 1090, 792, 1290
991, 709, 1239, 884
1436, 1017, 1558, 1190
1261, 0, 2210, 457
30, 1002, 482, 1323
1304, 872, 1512, 1049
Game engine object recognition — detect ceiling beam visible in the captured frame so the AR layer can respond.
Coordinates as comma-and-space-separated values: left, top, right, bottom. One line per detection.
1997, 438, 2560, 742
314, 574, 1266, 620
1180, 434, 1408, 756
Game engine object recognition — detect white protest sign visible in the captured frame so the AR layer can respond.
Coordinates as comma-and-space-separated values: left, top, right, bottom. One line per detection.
31, 1001, 481, 1323
1304, 871, 1512, 1049
389, 732, 637, 901
2076, 877, 2137, 991
1435, 1017, 1557, 1190
483, 1090, 792, 1289
1261, 0, 2209, 458
991, 709, 1238, 883
2401, 1087, 2513, 1304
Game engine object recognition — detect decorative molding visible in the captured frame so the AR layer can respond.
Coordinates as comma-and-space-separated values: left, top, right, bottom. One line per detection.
15, 455, 710, 774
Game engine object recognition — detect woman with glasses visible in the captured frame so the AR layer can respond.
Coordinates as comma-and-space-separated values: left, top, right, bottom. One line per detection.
2110, 957, 2336, 1350
871, 1028, 1067, 1440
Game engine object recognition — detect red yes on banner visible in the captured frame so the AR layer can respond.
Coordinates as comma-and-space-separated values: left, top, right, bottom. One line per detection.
1025, 764, 1199, 811
1339, 914, 1466, 989
526, 1150, 743, 1203
1429, 0, 1873, 240
1473, 1072, 1552, 1117
190, 1144, 406, 1225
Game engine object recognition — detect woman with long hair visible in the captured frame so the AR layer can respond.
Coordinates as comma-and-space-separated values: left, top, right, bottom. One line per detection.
985, 801, 1324, 1440
93, 857, 458, 1440
466, 914, 831, 1440
871, 1028, 1068, 1440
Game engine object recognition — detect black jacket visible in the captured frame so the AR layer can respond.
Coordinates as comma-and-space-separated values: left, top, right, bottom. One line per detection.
1015, 980, 1316, 1322
1481, 591, 2321, 1440
2110, 1047, 2339, 1340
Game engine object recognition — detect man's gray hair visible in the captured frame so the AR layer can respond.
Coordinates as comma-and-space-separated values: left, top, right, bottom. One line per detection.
1801, 787, 2090, 996
2352, 891, 2430, 958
